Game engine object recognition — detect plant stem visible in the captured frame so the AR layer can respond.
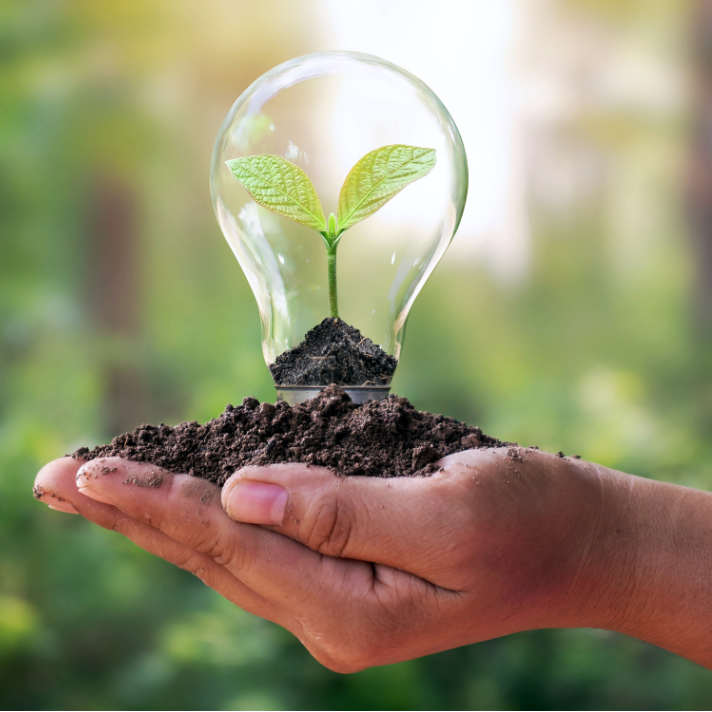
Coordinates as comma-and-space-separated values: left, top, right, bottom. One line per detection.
327, 243, 339, 318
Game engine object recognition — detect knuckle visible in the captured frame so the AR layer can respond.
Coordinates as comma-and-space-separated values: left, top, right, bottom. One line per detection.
111, 514, 135, 536
319, 654, 367, 674
174, 551, 208, 579
193, 534, 240, 569
305, 637, 365, 673
171, 549, 222, 589
305, 611, 392, 673
301, 489, 357, 558
174, 552, 219, 589
321, 636, 380, 673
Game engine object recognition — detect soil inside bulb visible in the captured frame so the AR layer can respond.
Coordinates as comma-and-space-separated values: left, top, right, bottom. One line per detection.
269, 317, 397, 387
71, 385, 510, 483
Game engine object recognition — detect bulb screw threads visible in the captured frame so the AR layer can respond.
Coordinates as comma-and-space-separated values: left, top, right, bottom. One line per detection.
275, 385, 391, 406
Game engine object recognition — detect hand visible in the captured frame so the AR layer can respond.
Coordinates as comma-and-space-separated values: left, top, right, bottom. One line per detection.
32, 448, 610, 670
33, 447, 712, 671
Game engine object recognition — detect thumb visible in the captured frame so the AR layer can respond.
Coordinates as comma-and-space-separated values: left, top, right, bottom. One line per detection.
220, 458, 475, 577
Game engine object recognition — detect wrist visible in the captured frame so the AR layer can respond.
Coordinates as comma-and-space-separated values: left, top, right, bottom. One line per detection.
515, 457, 631, 633
569, 464, 712, 666
562, 463, 641, 631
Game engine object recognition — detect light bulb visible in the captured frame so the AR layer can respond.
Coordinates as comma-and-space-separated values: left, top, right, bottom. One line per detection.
210, 51, 468, 403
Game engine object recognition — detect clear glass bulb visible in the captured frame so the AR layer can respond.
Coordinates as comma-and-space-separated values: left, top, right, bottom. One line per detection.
210, 51, 468, 394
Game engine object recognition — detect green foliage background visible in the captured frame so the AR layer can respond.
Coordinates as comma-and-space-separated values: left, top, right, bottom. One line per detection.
2, 0, 712, 709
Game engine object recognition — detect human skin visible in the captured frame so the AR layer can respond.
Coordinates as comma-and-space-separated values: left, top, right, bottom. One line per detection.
33, 448, 712, 673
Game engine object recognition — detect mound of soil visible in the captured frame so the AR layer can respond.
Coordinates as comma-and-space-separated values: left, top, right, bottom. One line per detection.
269, 317, 397, 386
72, 385, 506, 485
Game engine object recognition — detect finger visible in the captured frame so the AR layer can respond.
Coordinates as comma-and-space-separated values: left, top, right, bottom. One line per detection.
64, 458, 471, 672
36, 458, 291, 627
74, 458, 376, 615
34, 458, 82, 513
220, 459, 484, 582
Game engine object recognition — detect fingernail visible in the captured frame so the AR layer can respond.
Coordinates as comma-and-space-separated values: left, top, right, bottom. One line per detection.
47, 502, 79, 514
76, 468, 115, 505
34, 485, 80, 514
224, 481, 287, 525
47, 499, 79, 514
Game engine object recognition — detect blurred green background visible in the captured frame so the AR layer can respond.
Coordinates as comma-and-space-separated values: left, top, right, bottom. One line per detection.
3, 0, 712, 709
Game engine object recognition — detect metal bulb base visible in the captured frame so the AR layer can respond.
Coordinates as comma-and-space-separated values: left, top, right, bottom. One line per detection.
275, 385, 391, 406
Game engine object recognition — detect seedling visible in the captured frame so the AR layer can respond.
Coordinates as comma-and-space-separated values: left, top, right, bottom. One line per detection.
226, 144, 436, 318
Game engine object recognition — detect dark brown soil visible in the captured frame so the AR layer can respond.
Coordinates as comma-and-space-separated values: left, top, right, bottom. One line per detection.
72, 385, 506, 485
269, 318, 397, 386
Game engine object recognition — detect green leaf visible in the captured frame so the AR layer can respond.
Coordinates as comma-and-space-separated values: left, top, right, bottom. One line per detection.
337, 145, 436, 232
225, 155, 326, 231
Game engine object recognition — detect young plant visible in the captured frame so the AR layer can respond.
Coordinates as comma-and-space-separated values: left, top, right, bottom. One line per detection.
226, 144, 436, 318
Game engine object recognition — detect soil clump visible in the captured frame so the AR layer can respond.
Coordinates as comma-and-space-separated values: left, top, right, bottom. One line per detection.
269, 317, 397, 386
72, 385, 506, 485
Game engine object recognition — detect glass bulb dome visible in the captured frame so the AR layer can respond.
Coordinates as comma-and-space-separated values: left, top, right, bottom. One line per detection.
211, 51, 467, 393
